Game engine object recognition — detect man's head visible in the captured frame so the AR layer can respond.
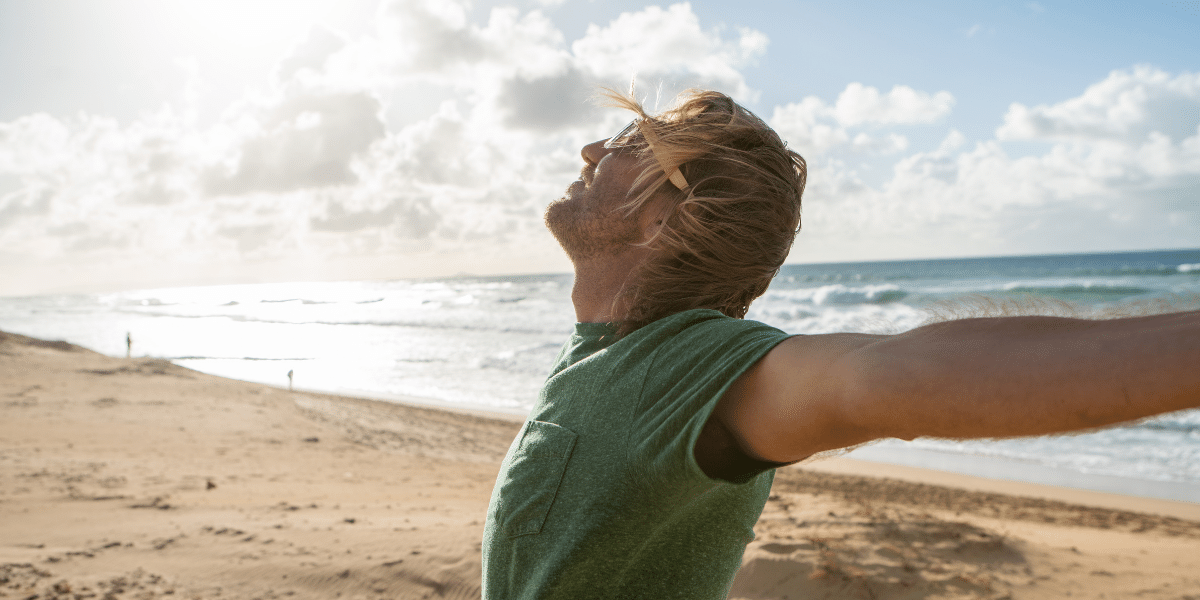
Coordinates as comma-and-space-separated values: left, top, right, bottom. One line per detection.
547, 88, 807, 335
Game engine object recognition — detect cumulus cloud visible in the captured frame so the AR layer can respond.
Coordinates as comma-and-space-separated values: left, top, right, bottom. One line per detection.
0, 113, 73, 174
276, 26, 348, 82
763, 68, 1200, 264
3, 0, 1196, 294
770, 97, 850, 153
794, 69, 1200, 260
309, 192, 439, 238
852, 132, 910, 154
369, 0, 570, 83
0, 108, 205, 259
770, 82, 952, 155
204, 90, 387, 195
375, 0, 486, 73
984, 67, 1200, 204
997, 66, 1200, 143
833, 83, 956, 126
498, 67, 595, 131
0, 186, 53, 228
571, 3, 767, 100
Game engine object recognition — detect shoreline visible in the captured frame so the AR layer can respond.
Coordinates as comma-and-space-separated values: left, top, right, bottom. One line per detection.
845, 443, 1200, 505
4, 329, 1200, 599
274, 383, 1200, 507
272, 383, 1200, 518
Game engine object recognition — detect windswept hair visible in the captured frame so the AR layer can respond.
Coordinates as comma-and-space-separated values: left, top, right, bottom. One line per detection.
600, 88, 807, 336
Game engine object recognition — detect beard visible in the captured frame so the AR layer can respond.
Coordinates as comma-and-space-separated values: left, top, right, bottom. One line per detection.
545, 188, 642, 262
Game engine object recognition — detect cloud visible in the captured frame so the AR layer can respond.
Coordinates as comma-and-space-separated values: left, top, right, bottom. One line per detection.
882, 131, 1198, 222
203, 90, 387, 195
276, 26, 348, 82
997, 66, 1200, 143
770, 99, 851, 154
852, 132, 909, 153
0, 186, 53, 228
498, 67, 598, 132
370, 0, 570, 83
1, 0, 786, 293
6, 0, 1194, 295
381, 100, 483, 187
782, 69, 1200, 262
0, 113, 72, 174
375, 0, 486, 73
979, 67, 1200, 208
833, 83, 956, 126
571, 3, 767, 100
770, 82, 953, 155
308, 192, 439, 239
0, 108, 207, 259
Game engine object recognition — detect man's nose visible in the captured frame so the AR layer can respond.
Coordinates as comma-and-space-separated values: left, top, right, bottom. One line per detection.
581, 139, 611, 166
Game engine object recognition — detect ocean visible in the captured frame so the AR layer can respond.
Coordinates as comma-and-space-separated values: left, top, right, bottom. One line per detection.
2, 248, 1199, 501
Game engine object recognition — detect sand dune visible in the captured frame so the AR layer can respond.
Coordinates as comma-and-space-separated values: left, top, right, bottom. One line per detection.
2, 330, 1198, 599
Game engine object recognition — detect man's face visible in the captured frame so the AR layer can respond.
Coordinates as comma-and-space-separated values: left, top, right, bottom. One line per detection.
544, 139, 646, 261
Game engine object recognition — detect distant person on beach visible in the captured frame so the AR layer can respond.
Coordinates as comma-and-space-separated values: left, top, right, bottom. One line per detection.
480, 88, 1200, 599
125, 332, 131, 358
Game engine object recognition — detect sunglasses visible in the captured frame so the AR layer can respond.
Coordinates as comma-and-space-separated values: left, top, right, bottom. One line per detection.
603, 120, 689, 190
603, 120, 645, 149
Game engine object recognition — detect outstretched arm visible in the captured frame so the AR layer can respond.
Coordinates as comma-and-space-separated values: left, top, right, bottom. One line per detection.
713, 310, 1200, 464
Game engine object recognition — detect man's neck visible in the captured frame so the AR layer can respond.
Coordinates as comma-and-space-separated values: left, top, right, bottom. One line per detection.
569, 250, 645, 324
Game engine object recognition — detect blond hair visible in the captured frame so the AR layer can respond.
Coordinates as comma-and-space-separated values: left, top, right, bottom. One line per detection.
600, 88, 807, 336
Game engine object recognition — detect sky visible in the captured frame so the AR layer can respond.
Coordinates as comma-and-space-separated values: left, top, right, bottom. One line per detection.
1, 0, 1198, 296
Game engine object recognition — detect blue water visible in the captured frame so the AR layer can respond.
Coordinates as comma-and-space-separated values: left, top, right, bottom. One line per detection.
2, 248, 1198, 499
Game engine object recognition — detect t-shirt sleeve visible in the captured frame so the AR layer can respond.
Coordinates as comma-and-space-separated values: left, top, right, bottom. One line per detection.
627, 314, 792, 491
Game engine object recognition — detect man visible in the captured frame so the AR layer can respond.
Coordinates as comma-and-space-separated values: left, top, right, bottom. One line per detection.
481, 89, 1200, 599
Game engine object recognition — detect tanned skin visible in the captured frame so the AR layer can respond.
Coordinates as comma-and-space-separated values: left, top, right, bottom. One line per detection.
715, 312, 1200, 464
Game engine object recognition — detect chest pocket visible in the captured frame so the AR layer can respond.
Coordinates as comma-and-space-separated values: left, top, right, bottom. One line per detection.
493, 420, 578, 538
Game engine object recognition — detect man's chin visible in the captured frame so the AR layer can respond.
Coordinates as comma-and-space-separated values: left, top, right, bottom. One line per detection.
555, 181, 584, 205
544, 198, 573, 240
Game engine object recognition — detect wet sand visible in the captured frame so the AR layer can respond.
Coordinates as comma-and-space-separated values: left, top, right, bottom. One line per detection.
2, 330, 1198, 599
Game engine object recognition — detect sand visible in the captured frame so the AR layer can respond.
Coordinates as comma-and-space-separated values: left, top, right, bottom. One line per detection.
2, 330, 1199, 600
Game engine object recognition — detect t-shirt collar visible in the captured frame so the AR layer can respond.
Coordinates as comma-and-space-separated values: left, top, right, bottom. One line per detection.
574, 321, 619, 338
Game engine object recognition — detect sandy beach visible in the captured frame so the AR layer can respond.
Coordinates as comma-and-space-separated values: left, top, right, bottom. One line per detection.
3, 329, 1199, 600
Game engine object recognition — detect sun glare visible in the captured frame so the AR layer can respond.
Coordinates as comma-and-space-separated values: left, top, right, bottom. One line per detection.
150, 0, 365, 75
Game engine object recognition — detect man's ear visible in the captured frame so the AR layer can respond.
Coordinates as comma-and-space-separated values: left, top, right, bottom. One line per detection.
640, 195, 672, 242
644, 216, 665, 240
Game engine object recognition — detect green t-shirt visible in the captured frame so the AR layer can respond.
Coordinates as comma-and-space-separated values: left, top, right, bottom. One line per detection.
482, 309, 793, 599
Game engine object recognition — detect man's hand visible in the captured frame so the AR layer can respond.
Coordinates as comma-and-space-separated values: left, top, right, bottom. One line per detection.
713, 311, 1200, 464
